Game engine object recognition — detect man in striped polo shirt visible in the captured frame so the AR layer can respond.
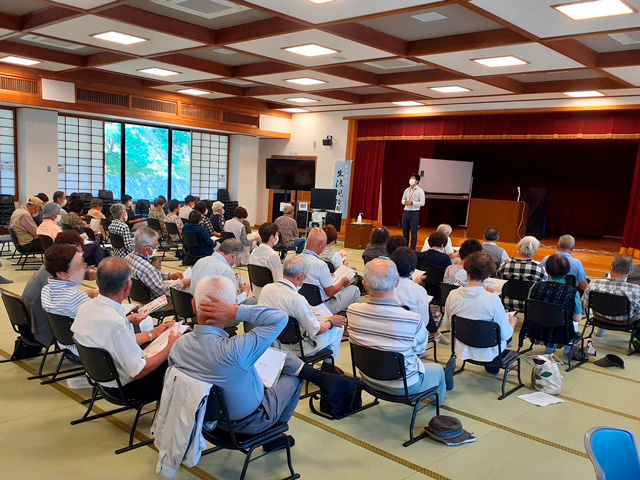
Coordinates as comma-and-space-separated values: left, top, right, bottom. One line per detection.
347, 258, 446, 401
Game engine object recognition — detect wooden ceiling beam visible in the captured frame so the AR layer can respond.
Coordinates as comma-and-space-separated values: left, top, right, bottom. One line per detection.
320, 23, 407, 57
149, 54, 233, 78
233, 62, 300, 79
522, 77, 625, 94
597, 50, 640, 69
244, 85, 296, 97
314, 65, 379, 85
0, 40, 85, 67
543, 38, 598, 69
180, 81, 245, 97
216, 17, 306, 45
96, 5, 216, 45
0, 12, 20, 32
477, 75, 526, 94
361, 92, 426, 104
315, 89, 362, 104
408, 28, 529, 57
21, 6, 82, 31
380, 69, 465, 86
84, 51, 135, 68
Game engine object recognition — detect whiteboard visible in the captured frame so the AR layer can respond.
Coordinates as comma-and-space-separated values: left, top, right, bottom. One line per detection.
418, 158, 473, 195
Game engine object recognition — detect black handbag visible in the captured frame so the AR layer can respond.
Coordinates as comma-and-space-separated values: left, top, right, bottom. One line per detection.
317, 382, 363, 419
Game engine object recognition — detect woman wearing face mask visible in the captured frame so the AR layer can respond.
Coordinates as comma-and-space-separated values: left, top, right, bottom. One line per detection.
37, 202, 63, 240
121, 195, 147, 231
248, 222, 283, 298
41, 244, 99, 356
400, 173, 425, 251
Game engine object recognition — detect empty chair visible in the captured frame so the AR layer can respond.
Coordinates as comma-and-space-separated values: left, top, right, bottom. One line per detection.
78, 193, 92, 214
136, 199, 150, 217
325, 211, 341, 232
0, 194, 15, 227
585, 427, 640, 480
217, 189, 231, 203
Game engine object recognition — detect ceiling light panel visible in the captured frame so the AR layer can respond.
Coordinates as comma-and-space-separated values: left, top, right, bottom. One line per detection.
429, 86, 471, 93
473, 55, 529, 67
563, 90, 605, 97
307, 0, 337, 3
554, 0, 634, 20
392, 101, 424, 106
91, 31, 148, 45
280, 108, 310, 113
283, 44, 339, 57
138, 67, 181, 76
285, 97, 321, 103
177, 88, 211, 95
285, 77, 327, 86
0, 56, 41, 66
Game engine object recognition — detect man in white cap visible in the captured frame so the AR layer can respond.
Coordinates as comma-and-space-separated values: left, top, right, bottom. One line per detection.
10, 196, 44, 252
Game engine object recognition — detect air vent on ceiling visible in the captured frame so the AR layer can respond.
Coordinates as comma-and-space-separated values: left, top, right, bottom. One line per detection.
77, 89, 128, 107
0, 75, 38, 95
220, 79, 256, 87
150, 0, 249, 19
131, 96, 178, 115
411, 12, 447, 23
609, 32, 640, 45
222, 111, 258, 127
363, 58, 422, 70
182, 104, 221, 122
21, 34, 84, 51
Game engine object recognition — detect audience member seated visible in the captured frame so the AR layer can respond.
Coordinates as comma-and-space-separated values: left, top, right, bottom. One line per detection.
386, 235, 408, 256
421, 224, 455, 256
41, 244, 98, 354
10, 196, 44, 252
148, 197, 168, 240
443, 252, 518, 374
347, 258, 446, 400
190, 239, 256, 307
416, 231, 453, 271
582, 255, 640, 328
179, 195, 196, 222
72, 257, 180, 400
195, 201, 218, 238
444, 239, 483, 287
124, 227, 189, 307
33, 192, 49, 226
87, 198, 106, 237
320, 224, 348, 270
122, 195, 147, 231
259, 256, 345, 371
52, 191, 68, 223
62, 199, 89, 234
22, 232, 98, 347
362, 227, 390, 264
482, 227, 509, 268
275, 204, 306, 254
108, 204, 135, 258
629, 262, 640, 286
183, 210, 215, 258
248, 222, 282, 298
168, 275, 358, 441
224, 206, 254, 263
496, 236, 548, 312
542, 235, 588, 291
36, 202, 62, 240
300, 228, 360, 315
165, 200, 183, 243
528, 254, 582, 354
210, 201, 225, 234
391, 247, 449, 346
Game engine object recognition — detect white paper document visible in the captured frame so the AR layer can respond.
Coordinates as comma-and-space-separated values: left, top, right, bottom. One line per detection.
122, 303, 138, 315
311, 303, 333, 321
143, 322, 189, 358
90, 218, 101, 231
412, 269, 425, 281
138, 295, 168, 316
332, 264, 356, 285
484, 278, 508, 295
517, 392, 565, 407
254, 347, 288, 388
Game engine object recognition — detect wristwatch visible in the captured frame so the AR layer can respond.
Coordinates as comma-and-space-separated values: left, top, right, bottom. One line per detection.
147, 331, 153, 342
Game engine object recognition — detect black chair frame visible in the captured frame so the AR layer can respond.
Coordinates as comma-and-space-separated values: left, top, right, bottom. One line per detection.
201, 385, 300, 480
170, 287, 196, 324
450, 315, 523, 400
520, 299, 585, 371
164, 222, 185, 260
583, 291, 637, 355
128, 278, 175, 324
500, 279, 537, 312
298, 283, 323, 307
423, 267, 446, 306
42, 313, 85, 385
71, 339, 157, 454
350, 343, 440, 446
247, 264, 274, 292
8, 228, 43, 270
181, 231, 206, 266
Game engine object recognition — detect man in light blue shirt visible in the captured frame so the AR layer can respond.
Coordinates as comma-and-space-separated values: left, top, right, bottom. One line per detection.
542, 235, 588, 291
169, 275, 359, 442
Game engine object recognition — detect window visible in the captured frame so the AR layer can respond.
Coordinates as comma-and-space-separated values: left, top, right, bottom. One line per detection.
171, 130, 191, 201
105, 121, 122, 200
0, 109, 16, 196
125, 124, 169, 201
58, 116, 104, 195
191, 132, 228, 201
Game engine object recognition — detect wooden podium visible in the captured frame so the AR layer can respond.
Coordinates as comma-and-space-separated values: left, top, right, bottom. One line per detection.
344, 222, 373, 249
467, 199, 528, 243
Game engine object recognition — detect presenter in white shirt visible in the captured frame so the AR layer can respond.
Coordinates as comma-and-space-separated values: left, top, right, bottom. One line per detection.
401, 173, 425, 250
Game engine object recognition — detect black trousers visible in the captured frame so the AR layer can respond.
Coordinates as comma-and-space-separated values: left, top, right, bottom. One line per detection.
20, 239, 42, 252
402, 210, 420, 250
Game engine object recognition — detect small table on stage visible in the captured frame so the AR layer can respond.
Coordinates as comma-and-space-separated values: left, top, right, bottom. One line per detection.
344, 222, 373, 249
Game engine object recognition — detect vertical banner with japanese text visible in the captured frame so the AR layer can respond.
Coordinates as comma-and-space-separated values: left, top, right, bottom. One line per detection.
333, 160, 352, 219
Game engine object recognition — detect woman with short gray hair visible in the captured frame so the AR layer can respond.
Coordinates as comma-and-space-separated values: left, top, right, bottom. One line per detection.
496, 235, 547, 312
210, 201, 225, 234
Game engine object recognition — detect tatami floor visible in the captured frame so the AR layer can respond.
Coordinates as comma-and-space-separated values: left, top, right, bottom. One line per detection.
0, 233, 637, 480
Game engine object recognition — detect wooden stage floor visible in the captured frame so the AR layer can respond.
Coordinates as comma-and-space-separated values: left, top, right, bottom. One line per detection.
385, 226, 622, 280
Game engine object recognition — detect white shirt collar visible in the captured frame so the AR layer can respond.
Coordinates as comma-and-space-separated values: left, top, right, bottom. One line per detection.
96, 294, 126, 316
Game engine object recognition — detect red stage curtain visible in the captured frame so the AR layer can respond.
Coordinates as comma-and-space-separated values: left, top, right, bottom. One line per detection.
381, 141, 434, 227
622, 147, 640, 259
349, 140, 385, 220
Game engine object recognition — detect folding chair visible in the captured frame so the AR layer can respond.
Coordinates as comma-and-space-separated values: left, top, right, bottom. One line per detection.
299, 283, 323, 307
8, 228, 43, 270
201, 385, 300, 480
500, 279, 536, 312
181, 231, 206, 266
450, 315, 523, 400
128, 278, 175, 324
583, 291, 637, 355
323, 259, 336, 274
71, 339, 157, 454
350, 343, 439, 446
247, 264, 274, 293
42, 313, 85, 385
170, 287, 195, 324
109, 231, 128, 257
421, 266, 446, 303
136, 199, 150, 217
585, 427, 640, 480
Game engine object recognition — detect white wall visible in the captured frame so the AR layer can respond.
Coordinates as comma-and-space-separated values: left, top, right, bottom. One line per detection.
228, 135, 260, 225
16, 108, 58, 204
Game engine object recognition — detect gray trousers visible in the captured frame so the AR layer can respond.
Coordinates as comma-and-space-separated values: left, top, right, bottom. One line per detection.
371, 363, 446, 406
325, 285, 361, 314
227, 344, 304, 435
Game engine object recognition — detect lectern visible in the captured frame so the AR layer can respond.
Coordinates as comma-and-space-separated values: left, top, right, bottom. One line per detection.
467, 199, 528, 244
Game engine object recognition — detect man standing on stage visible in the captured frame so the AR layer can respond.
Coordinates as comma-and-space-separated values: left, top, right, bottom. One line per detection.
401, 173, 425, 250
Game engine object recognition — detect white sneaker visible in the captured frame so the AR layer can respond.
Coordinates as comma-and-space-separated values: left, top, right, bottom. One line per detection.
434, 334, 450, 345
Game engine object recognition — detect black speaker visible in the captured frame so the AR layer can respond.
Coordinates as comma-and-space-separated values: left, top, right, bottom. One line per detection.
322, 135, 333, 146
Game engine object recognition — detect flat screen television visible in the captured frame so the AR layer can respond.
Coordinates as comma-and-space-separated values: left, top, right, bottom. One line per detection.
311, 188, 337, 210
265, 158, 316, 191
